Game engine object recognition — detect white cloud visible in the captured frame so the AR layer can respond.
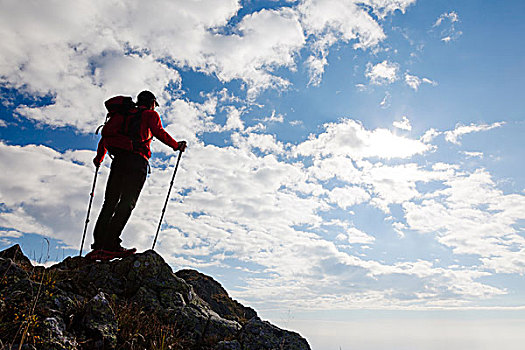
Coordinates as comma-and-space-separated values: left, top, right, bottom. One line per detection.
380, 92, 391, 108
433, 11, 459, 27
231, 132, 285, 154
420, 128, 440, 143
255, 110, 285, 124
3, 0, 523, 312
15, 54, 180, 132
345, 227, 376, 244
0, 230, 23, 238
359, 0, 416, 19
403, 169, 525, 274
1, 127, 518, 310
298, 0, 415, 83
444, 122, 505, 145
365, 162, 452, 212
433, 11, 462, 43
202, 7, 306, 98
0, 142, 104, 247
355, 83, 369, 92
405, 73, 437, 90
299, 0, 386, 50
391, 221, 406, 238
462, 151, 484, 158
305, 55, 328, 86
293, 119, 433, 159
224, 106, 245, 131
366, 61, 399, 85
0, 0, 422, 132
0, 1, 306, 130
327, 186, 370, 209
335, 225, 375, 245
393, 116, 412, 131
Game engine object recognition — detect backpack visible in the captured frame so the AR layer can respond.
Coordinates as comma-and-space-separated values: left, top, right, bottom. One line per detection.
96, 96, 151, 155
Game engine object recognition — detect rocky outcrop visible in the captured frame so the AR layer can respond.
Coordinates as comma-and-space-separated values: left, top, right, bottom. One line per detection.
0, 244, 310, 349
175, 269, 257, 324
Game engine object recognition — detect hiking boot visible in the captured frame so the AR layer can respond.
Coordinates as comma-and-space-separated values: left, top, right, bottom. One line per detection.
85, 247, 136, 261
106, 246, 137, 258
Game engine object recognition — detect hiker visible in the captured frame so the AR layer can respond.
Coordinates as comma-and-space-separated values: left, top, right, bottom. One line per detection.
89, 90, 186, 256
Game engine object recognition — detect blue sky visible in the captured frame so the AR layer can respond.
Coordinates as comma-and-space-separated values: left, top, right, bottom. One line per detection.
1, 0, 524, 348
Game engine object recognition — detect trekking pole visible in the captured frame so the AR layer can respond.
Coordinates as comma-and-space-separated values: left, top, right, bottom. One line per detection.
79, 166, 99, 256
152, 150, 183, 250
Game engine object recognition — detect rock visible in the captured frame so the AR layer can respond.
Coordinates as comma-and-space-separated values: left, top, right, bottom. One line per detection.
215, 340, 242, 350
0, 245, 311, 349
239, 317, 311, 350
176, 269, 257, 323
0, 244, 33, 270
166, 304, 241, 344
41, 316, 78, 350
79, 292, 117, 349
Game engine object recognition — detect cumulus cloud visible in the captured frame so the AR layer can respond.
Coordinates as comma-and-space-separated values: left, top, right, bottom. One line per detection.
0, 0, 421, 135
224, 106, 245, 131
393, 116, 412, 131
298, 0, 415, 84
0, 142, 105, 247
203, 7, 306, 97
2, 0, 522, 311
327, 186, 370, 209
403, 169, 525, 274
293, 119, 432, 159
444, 122, 505, 145
366, 61, 400, 85
0, 0, 422, 133
0, 1, 305, 130
420, 128, 441, 143
1, 114, 519, 310
344, 227, 375, 245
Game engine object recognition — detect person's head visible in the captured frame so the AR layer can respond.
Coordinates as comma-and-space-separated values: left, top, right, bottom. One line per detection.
137, 90, 159, 109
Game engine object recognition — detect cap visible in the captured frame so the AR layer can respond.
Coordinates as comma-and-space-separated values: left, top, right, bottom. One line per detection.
137, 90, 159, 107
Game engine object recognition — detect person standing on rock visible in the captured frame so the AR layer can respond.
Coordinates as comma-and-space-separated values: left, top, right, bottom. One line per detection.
88, 90, 186, 258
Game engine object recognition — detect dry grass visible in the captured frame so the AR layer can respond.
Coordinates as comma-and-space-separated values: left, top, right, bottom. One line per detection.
111, 299, 191, 350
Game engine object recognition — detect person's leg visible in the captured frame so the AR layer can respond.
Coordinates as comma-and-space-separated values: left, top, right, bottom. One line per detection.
91, 158, 124, 250
105, 156, 147, 249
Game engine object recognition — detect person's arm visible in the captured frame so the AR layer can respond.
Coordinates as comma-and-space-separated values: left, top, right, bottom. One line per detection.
148, 111, 186, 151
93, 138, 107, 167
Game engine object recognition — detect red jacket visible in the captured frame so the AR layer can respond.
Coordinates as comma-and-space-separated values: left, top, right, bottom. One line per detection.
95, 107, 180, 163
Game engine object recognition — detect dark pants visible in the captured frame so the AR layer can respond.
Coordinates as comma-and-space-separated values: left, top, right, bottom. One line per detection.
92, 150, 148, 250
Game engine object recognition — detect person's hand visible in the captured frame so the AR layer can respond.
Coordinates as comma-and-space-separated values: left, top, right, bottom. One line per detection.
93, 157, 102, 168
177, 141, 187, 152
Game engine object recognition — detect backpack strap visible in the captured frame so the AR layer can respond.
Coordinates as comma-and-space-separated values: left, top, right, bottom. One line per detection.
95, 113, 110, 134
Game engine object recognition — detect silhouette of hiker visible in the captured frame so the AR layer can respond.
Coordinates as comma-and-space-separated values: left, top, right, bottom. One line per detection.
90, 90, 186, 255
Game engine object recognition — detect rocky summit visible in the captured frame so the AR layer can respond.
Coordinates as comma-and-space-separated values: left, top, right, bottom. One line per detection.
0, 245, 311, 350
